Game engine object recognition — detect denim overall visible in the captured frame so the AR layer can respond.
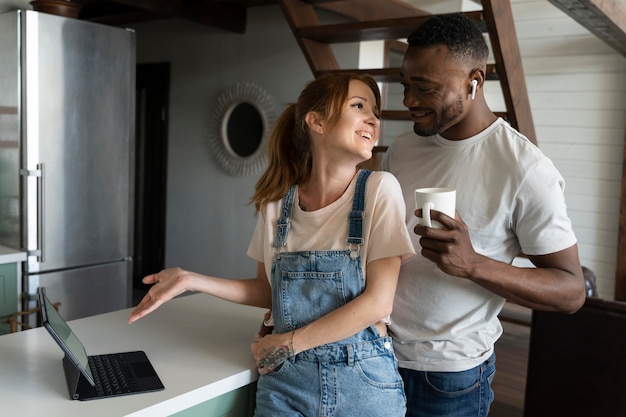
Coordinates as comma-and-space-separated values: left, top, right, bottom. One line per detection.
254, 170, 407, 417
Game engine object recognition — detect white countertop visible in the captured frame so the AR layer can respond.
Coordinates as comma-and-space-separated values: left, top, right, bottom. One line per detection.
0, 293, 264, 416
0, 244, 26, 264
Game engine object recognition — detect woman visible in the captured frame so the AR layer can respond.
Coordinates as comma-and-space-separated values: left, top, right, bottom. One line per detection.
128, 73, 414, 416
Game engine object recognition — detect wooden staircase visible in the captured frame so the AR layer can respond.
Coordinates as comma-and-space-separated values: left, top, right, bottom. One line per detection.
279, 0, 537, 168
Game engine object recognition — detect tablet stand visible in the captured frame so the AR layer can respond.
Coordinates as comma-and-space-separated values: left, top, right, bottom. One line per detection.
62, 355, 95, 400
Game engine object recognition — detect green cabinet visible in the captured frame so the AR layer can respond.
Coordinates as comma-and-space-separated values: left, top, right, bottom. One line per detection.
0, 262, 18, 334
170, 382, 256, 417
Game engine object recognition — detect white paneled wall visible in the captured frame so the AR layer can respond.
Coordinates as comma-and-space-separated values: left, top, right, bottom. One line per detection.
510, 0, 626, 299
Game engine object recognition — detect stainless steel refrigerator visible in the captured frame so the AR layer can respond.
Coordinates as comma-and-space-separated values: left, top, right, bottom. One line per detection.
0, 10, 135, 322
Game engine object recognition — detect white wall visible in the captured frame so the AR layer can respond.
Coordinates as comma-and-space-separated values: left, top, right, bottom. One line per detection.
509, 0, 626, 299
127, 11, 303, 279
126, 7, 358, 279
126, 9, 308, 278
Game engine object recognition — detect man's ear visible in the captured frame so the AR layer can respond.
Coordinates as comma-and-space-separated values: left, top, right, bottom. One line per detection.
305, 111, 325, 135
467, 68, 486, 100
469, 68, 485, 89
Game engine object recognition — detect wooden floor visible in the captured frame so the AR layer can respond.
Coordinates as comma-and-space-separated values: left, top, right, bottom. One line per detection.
490, 320, 530, 417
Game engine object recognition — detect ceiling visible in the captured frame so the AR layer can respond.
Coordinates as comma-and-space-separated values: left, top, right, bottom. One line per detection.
64, 0, 429, 33
33, 0, 626, 56
74, 0, 274, 32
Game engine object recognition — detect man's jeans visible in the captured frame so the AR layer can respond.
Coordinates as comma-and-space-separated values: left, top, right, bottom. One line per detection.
400, 353, 496, 417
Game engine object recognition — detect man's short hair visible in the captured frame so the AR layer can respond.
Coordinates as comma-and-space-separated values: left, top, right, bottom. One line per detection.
407, 13, 489, 64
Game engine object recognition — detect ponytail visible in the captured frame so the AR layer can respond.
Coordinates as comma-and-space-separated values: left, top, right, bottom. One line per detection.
250, 104, 311, 212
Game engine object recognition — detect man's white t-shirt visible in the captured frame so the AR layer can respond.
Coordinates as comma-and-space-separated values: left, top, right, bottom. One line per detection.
382, 118, 577, 372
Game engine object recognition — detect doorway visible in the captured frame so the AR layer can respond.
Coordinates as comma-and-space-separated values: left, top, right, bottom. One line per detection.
133, 63, 170, 302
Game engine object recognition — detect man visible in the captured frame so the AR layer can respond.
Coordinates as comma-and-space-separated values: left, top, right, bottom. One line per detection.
381, 13, 585, 417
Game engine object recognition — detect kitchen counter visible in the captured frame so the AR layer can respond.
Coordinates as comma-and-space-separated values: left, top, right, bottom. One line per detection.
0, 293, 265, 416
0, 244, 26, 264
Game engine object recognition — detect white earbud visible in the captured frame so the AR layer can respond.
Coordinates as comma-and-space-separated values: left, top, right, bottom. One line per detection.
470, 79, 478, 100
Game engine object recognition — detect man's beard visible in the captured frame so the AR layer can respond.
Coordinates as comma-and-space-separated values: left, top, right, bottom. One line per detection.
413, 95, 464, 137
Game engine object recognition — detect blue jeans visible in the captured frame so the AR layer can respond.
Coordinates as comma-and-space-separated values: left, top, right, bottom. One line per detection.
400, 353, 496, 417
255, 338, 406, 417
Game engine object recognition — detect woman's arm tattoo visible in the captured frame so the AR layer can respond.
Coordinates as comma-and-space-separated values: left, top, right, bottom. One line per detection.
258, 344, 293, 369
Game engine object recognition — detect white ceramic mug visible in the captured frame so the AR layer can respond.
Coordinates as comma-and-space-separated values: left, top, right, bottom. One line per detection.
414, 187, 456, 229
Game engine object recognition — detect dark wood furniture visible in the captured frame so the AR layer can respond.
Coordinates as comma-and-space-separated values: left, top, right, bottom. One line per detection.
524, 297, 626, 416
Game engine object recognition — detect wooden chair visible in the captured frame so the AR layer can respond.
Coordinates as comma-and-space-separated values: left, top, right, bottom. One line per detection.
4, 302, 61, 333
524, 297, 626, 416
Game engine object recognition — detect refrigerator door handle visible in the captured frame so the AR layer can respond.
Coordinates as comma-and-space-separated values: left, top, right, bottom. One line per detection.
20, 163, 44, 262
37, 163, 45, 263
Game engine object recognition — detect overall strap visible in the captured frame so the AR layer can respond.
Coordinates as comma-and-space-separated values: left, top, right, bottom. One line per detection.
273, 184, 297, 248
347, 170, 372, 247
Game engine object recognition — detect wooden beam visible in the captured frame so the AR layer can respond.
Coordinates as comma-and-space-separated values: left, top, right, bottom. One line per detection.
548, 0, 626, 57
82, 10, 170, 26
102, 0, 182, 15
297, 12, 484, 44
82, 0, 247, 32
314, 0, 429, 21
178, 1, 247, 33
279, 0, 339, 75
481, 0, 537, 144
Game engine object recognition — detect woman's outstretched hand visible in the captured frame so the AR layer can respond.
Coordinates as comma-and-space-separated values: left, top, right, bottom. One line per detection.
128, 268, 190, 324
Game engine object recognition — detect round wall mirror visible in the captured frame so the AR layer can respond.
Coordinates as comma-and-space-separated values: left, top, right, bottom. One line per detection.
225, 102, 263, 157
208, 83, 277, 176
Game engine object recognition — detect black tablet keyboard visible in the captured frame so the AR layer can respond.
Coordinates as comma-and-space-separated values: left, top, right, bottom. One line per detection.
88, 353, 139, 397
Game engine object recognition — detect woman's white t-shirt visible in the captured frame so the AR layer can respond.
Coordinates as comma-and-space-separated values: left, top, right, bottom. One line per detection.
247, 170, 415, 324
